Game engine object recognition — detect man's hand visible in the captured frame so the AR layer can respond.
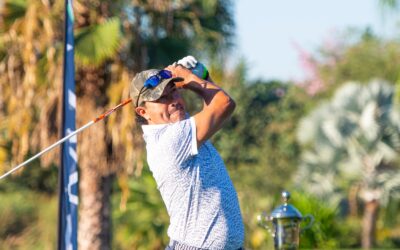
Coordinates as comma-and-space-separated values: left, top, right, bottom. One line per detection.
167, 57, 235, 148
166, 64, 203, 88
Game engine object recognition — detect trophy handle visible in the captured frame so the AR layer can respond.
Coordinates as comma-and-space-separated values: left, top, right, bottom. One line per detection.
257, 212, 274, 236
300, 214, 314, 232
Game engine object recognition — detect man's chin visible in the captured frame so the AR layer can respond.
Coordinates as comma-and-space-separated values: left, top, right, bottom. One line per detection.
171, 110, 186, 121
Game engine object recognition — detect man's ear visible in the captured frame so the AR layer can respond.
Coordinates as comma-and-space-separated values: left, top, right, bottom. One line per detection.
135, 106, 150, 121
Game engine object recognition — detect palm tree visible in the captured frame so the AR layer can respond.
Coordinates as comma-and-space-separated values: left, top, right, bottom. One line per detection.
296, 80, 400, 249
0, 1, 124, 248
0, 0, 64, 170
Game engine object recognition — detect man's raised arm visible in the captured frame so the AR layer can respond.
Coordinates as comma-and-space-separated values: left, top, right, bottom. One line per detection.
167, 64, 236, 147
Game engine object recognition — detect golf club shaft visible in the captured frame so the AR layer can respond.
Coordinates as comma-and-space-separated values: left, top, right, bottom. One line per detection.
0, 98, 132, 180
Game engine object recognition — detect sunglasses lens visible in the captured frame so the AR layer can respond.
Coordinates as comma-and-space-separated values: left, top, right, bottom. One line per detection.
159, 70, 172, 79
143, 70, 173, 89
144, 76, 160, 88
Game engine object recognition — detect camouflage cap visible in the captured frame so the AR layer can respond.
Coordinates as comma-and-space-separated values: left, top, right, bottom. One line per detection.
130, 69, 183, 107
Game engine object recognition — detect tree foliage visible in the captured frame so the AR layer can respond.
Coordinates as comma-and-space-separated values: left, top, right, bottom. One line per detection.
298, 29, 400, 102
215, 78, 308, 193
298, 80, 400, 202
297, 80, 400, 248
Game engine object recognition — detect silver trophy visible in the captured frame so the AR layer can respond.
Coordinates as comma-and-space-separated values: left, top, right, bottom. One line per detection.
258, 191, 314, 250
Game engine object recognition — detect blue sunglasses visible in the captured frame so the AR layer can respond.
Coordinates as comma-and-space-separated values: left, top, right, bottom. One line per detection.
144, 70, 173, 88
136, 70, 173, 107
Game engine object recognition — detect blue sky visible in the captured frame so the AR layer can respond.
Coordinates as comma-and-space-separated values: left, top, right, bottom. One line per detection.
235, 0, 399, 81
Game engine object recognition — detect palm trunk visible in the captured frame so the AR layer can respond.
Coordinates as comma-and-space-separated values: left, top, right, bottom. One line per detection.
77, 97, 113, 250
361, 200, 379, 249
78, 167, 113, 250
348, 184, 359, 217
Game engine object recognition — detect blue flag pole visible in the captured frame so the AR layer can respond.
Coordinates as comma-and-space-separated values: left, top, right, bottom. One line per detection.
58, 0, 78, 249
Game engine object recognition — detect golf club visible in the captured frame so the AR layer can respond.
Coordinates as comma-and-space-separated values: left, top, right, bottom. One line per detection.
0, 98, 132, 180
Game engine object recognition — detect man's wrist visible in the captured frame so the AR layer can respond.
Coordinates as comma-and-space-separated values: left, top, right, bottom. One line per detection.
185, 80, 222, 97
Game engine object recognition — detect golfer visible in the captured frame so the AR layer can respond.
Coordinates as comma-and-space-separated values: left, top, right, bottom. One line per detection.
131, 56, 244, 250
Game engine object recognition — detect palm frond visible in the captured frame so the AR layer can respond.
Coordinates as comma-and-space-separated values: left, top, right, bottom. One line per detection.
297, 80, 400, 205
75, 17, 121, 66
1, 0, 27, 29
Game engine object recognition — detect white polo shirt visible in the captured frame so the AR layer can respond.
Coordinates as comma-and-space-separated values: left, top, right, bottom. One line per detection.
142, 117, 244, 249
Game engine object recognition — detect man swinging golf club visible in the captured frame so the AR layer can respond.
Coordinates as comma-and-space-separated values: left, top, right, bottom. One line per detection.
131, 56, 244, 250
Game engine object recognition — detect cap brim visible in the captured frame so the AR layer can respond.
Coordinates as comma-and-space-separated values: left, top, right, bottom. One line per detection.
141, 77, 184, 103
